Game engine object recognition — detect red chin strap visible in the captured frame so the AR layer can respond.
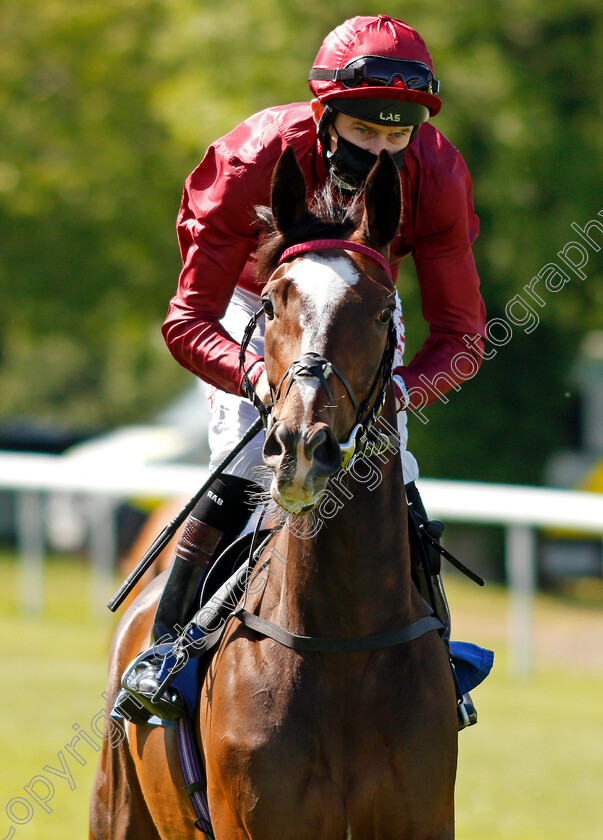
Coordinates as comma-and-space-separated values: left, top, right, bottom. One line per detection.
278, 239, 393, 282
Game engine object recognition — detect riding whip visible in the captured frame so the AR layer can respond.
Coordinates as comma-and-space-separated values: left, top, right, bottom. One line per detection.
107, 415, 265, 612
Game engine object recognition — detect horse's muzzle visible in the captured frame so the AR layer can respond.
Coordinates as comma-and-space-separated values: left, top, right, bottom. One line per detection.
263, 420, 342, 512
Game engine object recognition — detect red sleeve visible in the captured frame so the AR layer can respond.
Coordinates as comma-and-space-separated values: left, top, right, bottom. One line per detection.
161, 143, 268, 395
396, 148, 486, 409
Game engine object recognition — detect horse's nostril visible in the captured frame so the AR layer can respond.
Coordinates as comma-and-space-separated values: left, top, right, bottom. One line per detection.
263, 428, 283, 461
263, 422, 298, 462
305, 427, 342, 477
304, 427, 326, 461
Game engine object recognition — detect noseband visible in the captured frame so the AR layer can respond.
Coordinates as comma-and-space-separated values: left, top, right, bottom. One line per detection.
239, 239, 397, 470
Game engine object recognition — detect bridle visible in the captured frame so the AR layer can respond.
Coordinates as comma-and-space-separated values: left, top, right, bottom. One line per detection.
238, 239, 397, 471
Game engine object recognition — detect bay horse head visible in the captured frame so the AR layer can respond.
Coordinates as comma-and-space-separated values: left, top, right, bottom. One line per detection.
255, 146, 401, 514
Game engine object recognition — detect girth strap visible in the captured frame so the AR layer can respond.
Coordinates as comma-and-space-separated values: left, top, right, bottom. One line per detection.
232, 607, 443, 653
176, 713, 214, 837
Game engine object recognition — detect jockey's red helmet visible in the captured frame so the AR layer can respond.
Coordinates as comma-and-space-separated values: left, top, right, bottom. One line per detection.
308, 15, 441, 126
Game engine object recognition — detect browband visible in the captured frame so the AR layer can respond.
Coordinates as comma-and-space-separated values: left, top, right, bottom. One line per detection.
278, 239, 393, 282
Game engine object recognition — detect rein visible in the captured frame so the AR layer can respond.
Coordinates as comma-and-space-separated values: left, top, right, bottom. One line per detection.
238, 238, 397, 470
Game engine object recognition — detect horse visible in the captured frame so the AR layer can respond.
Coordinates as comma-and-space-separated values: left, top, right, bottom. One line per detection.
90, 147, 458, 840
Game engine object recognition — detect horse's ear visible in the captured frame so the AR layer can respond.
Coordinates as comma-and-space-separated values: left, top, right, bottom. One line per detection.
271, 146, 308, 233
360, 150, 402, 248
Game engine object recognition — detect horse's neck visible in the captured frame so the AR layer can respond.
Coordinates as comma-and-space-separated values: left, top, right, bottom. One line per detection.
268, 429, 414, 637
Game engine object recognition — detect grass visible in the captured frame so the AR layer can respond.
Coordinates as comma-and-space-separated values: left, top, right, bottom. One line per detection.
0, 552, 601, 839
447, 575, 603, 840
0, 553, 113, 840
456, 662, 603, 839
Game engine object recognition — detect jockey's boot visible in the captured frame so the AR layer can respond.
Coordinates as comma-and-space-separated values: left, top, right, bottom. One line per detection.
114, 473, 260, 724
405, 481, 478, 731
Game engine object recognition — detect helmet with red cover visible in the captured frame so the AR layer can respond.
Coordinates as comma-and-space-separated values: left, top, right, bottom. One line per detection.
308, 15, 441, 127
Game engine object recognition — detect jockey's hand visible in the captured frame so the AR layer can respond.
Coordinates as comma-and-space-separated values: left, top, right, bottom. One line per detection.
395, 396, 402, 412
255, 370, 272, 406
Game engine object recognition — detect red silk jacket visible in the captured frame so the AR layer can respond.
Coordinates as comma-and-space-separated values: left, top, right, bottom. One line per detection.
162, 102, 486, 408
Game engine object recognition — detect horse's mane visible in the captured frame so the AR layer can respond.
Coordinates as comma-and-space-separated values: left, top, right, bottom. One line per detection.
254, 183, 363, 281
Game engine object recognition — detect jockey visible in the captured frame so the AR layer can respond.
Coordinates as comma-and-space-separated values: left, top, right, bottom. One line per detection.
117, 15, 487, 727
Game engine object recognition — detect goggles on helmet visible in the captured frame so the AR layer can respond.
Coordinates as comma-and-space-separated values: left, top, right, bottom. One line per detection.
309, 55, 440, 95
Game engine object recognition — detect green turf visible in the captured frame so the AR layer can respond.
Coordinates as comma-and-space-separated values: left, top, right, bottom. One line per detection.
0, 552, 114, 840
455, 655, 603, 839
0, 553, 601, 839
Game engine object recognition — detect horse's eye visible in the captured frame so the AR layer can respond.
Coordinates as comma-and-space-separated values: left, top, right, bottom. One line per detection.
377, 306, 394, 324
262, 298, 275, 320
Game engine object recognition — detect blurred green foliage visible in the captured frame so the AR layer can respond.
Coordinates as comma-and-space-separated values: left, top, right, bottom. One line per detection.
1, 0, 602, 481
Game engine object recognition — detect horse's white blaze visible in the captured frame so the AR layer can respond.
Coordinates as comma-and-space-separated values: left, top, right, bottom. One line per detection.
295, 377, 320, 415
293, 449, 314, 493
288, 254, 358, 419
277, 255, 358, 499
288, 254, 359, 355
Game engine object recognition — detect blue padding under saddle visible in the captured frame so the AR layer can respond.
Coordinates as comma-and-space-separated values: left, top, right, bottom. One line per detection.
450, 640, 494, 695
145, 645, 203, 728
162, 655, 202, 720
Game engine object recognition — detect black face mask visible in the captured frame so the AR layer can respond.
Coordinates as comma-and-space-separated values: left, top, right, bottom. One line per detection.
325, 127, 407, 192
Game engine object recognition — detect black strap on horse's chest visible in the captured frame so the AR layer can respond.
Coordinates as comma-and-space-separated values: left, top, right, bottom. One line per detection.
231, 606, 443, 653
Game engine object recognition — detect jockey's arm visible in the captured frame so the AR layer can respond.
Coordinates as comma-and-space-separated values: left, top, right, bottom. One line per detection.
162, 144, 268, 397
393, 151, 486, 411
